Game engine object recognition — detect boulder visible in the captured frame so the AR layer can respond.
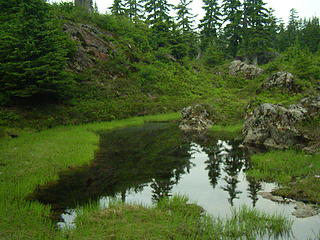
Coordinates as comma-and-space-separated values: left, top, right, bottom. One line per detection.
260, 71, 299, 92
63, 23, 116, 72
300, 96, 320, 117
243, 96, 320, 149
179, 104, 215, 132
292, 202, 318, 218
229, 60, 264, 79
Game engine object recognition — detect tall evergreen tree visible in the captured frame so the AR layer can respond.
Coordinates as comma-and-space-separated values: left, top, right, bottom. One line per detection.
241, 0, 270, 64
124, 0, 143, 20
170, 0, 198, 59
175, 0, 196, 33
222, 0, 243, 57
110, 0, 125, 16
199, 0, 222, 47
144, 0, 173, 25
300, 17, 320, 53
287, 8, 299, 42
74, 0, 93, 12
0, 0, 75, 103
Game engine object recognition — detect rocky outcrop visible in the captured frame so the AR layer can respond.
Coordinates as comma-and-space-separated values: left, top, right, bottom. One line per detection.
242, 96, 320, 149
293, 202, 319, 218
179, 104, 215, 132
63, 23, 116, 72
229, 60, 264, 79
259, 192, 319, 218
259, 71, 299, 92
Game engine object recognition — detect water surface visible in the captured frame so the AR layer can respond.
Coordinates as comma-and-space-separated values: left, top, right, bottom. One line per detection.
31, 123, 320, 239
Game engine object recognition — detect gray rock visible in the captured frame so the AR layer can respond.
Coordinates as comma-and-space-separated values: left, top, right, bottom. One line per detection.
229, 60, 264, 79
63, 23, 115, 72
260, 72, 299, 92
243, 96, 320, 149
179, 104, 215, 132
243, 103, 308, 149
258, 192, 291, 203
292, 202, 318, 218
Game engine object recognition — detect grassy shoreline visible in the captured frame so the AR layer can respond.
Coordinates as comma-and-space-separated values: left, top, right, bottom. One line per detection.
1, 116, 315, 239
0, 113, 179, 239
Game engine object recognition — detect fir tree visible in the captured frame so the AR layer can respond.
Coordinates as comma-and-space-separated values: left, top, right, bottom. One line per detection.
124, 0, 143, 20
175, 0, 196, 33
0, 0, 75, 102
110, 0, 125, 16
287, 8, 300, 43
144, 0, 173, 25
222, 0, 243, 57
241, 0, 270, 64
199, 0, 222, 47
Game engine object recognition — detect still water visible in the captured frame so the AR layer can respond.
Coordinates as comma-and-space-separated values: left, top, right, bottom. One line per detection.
31, 123, 320, 239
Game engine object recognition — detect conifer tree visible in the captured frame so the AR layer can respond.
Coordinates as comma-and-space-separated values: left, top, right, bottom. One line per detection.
75, 0, 93, 12
241, 0, 270, 64
222, 0, 243, 57
199, 0, 222, 47
287, 8, 300, 43
0, 0, 75, 102
144, 0, 173, 25
110, 0, 125, 16
124, 0, 143, 20
300, 17, 320, 53
171, 0, 198, 59
175, 0, 196, 33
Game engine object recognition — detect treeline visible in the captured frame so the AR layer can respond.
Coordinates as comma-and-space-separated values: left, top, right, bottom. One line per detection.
105, 0, 320, 64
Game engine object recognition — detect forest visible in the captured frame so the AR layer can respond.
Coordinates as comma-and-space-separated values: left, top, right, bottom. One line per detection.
0, 0, 320, 239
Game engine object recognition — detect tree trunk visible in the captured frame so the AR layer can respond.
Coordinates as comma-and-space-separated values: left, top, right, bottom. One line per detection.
74, 0, 93, 12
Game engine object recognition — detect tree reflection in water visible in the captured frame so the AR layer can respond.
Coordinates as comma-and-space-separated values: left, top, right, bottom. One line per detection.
30, 123, 264, 225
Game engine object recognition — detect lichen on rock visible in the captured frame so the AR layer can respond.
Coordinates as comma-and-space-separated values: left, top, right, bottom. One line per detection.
179, 104, 216, 132
259, 71, 300, 92
229, 60, 264, 79
242, 96, 320, 150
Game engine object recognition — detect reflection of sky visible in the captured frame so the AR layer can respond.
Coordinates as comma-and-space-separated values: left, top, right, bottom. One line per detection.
106, 142, 320, 240
60, 140, 320, 240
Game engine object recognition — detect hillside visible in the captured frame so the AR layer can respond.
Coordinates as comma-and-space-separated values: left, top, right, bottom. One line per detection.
1, 2, 320, 134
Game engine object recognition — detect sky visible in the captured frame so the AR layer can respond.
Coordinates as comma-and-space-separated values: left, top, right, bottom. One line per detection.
50, 0, 320, 24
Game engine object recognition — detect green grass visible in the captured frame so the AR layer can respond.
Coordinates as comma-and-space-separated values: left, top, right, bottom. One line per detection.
209, 122, 243, 139
57, 196, 292, 240
0, 113, 294, 239
247, 150, 320, 203
0, 113, 179, 240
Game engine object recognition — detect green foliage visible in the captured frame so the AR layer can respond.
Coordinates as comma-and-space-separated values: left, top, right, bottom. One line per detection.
60, 197, 291, 240
0, 114, 180, 239
201, 43, 225, 66
247, 150, 320, 203
199, 0, 222, 47
0, 0, 75, 103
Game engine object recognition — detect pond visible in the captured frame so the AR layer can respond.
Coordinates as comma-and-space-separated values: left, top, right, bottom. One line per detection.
31, 122, 320, 239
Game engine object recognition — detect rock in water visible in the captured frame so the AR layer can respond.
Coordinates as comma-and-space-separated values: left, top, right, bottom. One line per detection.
229, 60, 264, 79
179, 104, 215, 132
292, 202, 318, 218
260, 71, 299, 92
